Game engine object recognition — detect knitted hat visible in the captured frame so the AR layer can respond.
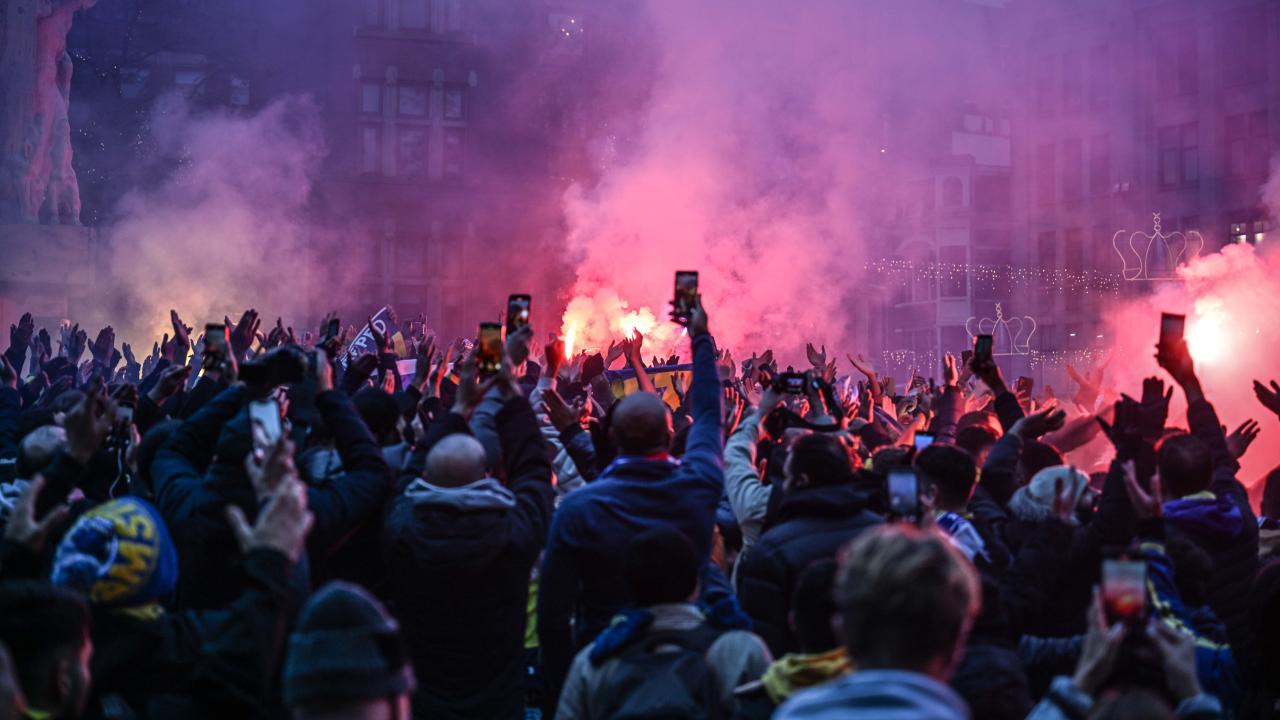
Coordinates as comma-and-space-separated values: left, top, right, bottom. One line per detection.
283, 582, 416, 708
51, 497, 179, 608
1008, 465, 1090, 524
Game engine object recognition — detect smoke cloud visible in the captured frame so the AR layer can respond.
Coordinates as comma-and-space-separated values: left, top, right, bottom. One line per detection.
103, 94, 368, 344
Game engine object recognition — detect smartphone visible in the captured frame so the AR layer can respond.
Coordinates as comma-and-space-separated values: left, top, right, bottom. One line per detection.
887, 468, 920, 519
779, 371, 806, 395
1015, 376, 1034, 395
1159, 313, 1185, 349
204, 323, 229, 369
913, 432, 935, 451
1101, 559, 1146, 624
248, 398, 283, 446
477, 322, 503, 375
974, 334, 994, 362
506, 294, 532, 335
672, 271, 698, 325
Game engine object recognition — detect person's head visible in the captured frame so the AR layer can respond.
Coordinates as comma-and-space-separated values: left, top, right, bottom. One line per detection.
16, 425, 67, 478
423, 434, 487, 488
790, 559, 839, 654
835, 525, 980, 679
51, 497, 179, 610
784, 433, 854, 493
955, 425, 1000, 465
353, 387, 402, 447
623, 527, 699, 607
1007, 465, 1090, 524
1087, 688, 1174, 720
914, 444, 977, 511
1019, 439, 1064, 484
0, 581, 92, 719
869, 445, 912, 477
609, 392, 673, 456
1156, 432, 1211, 499
957, 410, 1001, 436
285, 582, 415, 720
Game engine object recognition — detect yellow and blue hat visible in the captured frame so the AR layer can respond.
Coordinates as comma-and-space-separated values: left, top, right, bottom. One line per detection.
51, 497, 178, 608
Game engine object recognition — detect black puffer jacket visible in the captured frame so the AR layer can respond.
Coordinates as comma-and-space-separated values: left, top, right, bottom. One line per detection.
737, 482, 883, 656
382, 397, 554, 720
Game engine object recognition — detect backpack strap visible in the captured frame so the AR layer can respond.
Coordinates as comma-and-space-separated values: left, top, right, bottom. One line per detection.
629, 622, 724, 656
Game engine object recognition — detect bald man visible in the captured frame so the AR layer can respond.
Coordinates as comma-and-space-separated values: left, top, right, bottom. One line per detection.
538, 299, 724, 708
381, 382, 553, 720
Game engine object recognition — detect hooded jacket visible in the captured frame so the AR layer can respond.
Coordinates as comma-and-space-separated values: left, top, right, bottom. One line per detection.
737, 482, 883, 656
774, 669, 971, 720
382, 396, 554, 720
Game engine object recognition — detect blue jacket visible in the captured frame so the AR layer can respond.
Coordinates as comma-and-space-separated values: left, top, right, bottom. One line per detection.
774, 669, 970, 720
537, 332, 723, 698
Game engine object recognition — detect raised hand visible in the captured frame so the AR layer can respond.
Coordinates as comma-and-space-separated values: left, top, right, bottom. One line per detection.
1253, 379, 1280, 419
1225, 419, 1261, 460
450, 352, 485, 418
147, 365, 192, 405
604, 339, 625, 369
226, 479, 313, 563
688, 295, 709, 338
0, 356, 16, 389
228, 309, 262, 359
1146, 620, 1203, 702
541, 388, 587, 432
722, 384, 745, 432
805, 342, 827, 369
1155, 339, 1198, 394
3, 475, 71, 556
169, 309, 191, 362
311, 349, 334, 394
64, 379, 119, 464
941, 353, 959, 388
627, 330, 645, 365
89, 326, 115, 366
505, 325, 534, 368
1010, 404, 1067, 440
847, 353, 877, 382
243, 434, 298, 501
544, 338, 566, 379
366, 316, 387, 354
8, 313, 34, 356
1072, 588, 1126, 695
1138, 377, 1173, 439
1097, 395, 1144, 459
1121, 460, 1162, 520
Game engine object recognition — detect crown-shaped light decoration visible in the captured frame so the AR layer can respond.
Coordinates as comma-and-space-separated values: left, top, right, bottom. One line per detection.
965, 303, 1037, 356
1112, 213, 1204, 281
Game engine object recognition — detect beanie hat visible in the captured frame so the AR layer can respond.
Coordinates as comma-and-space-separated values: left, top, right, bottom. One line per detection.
353, 386, 400, 439
51, 497, 179, 608
283, 581, 416, 708
1008, 465, 1090, 524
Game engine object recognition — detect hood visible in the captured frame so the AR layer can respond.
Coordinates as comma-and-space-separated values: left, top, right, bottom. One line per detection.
402, 477, 516, 512
382, 442, 410, 473
761, 649, 852, 704
774, 483, 871, 525
1164, 492, 1245, 543
775, 669, 969, 720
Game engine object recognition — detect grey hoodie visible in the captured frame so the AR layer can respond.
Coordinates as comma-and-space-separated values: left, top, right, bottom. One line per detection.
401, 476, 516, 512
774, 669, 970, 720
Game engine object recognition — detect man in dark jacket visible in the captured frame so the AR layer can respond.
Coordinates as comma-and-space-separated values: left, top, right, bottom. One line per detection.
151, 350, 392, 610
382, 362, 554, 720
737, 432, 883, 656
537, 297, 723, 702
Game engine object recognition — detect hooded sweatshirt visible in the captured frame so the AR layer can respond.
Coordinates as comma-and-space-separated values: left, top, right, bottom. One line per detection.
774, 669, 970, 720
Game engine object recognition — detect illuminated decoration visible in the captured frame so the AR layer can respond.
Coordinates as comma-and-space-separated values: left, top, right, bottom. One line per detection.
864, 259, 1121, 294
880, 349, 938, 372
1029, 348, 1112, 368
1112, 213, 1204, 281
966, 303, 1037, 356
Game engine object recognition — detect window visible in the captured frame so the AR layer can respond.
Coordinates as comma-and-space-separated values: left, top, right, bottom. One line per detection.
1062, 50, 1082, 112
400, 0, 428, 29
1035, 56, 1055, 117
443, 85, 467, 120
1038, 231, 1056, 267
361, 83, 381, 114
397, 128, 427, 176
1062, 138, 1083, 204
1064, 228, 1084, 272
1155, 24, 1197, 98
942, 177, 963, 208
398, 85, 427, 116
973, 176, 1010, 212
1229, 213, 1269, 245
1089, 43, 1109, 108
1036, 143, 1056, 207
939, 246, 967, 298
1225, 111, 1268, 179
360, 126, 381, 174
1158, 123, 1197, 189
1219, 10, 1266, 87
442, 128, 465, 177
174, 70, 204, 98
1089, 134, 1110, 196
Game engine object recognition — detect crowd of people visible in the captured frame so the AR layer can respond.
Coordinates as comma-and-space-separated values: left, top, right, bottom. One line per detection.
0, 297, 1277, 720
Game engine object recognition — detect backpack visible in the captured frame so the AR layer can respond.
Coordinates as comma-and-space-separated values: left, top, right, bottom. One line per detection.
592, 623, 725, 720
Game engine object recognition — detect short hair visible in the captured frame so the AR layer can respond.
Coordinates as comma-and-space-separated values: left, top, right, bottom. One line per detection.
792, 559, 839, 653
1156, 432, 1211, 499
0, 581, 90, 701
955, 425, 999, 459
869, 446, 912, 477
352, 387, 400, 442
788, 433, 854, 488
623, 527, 699, 607
915, 444, 977, 509
1021, 440, 1064, 480
836, 525, 980, 673
610, 393, 672, 456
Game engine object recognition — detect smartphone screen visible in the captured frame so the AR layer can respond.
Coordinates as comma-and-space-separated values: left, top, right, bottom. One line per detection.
1102, 559, 1146, 624
913, 432, 935, 451
974, 334, 994, 361
672, 271, 698, 325
506, 294, 532, 335
1159, 313, 1186, 349
887, 469, 920, 519
782, 372, 806, 394
477, 322, 503, 375
248, 399, 283, 447
204, 324, 228, 369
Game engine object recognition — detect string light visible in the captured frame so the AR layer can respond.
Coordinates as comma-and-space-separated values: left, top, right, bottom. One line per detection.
1028, 348, 1112, 368
864, 259, 1122, 294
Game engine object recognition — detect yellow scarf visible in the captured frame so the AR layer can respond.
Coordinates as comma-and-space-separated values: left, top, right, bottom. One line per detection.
760, 648, 853, 704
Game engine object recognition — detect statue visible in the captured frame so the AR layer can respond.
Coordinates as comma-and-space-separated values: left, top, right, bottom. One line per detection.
0, 0, 97, 225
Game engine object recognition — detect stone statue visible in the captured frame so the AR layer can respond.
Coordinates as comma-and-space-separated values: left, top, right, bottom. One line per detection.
0, 0, 97, 225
